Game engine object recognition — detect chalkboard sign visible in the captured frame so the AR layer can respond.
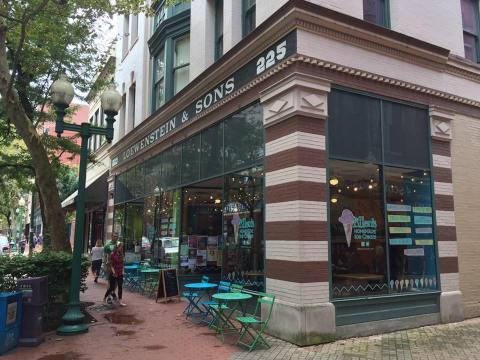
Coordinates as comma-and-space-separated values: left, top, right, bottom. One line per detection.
156, 269, 180, 303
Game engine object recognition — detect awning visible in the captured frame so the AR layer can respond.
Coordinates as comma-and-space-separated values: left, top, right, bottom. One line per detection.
62, 170, 109, 210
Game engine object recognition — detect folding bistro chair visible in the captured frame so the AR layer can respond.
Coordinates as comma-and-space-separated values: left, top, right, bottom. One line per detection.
236, 292, 275, 352
201, 281, 231, 325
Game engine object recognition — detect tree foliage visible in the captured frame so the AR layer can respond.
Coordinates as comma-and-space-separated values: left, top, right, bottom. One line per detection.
0, 0, 148, 251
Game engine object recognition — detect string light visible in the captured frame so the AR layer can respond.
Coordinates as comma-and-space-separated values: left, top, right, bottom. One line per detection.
353, 187, 358, 192
368, 184, 373, 189
331, 198, 338, 204
329, 178, 339, 186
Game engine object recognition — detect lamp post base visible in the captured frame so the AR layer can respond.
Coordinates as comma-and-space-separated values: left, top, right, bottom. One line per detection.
56, 306, 89, 336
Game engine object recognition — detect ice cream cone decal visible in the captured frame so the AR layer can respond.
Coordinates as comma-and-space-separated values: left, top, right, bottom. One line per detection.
339, 209, 354, 247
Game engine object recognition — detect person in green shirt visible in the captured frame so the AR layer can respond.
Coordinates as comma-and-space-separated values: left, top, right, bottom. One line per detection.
103, 232, 119, 280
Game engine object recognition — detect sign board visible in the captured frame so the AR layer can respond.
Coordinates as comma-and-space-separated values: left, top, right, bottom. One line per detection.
112, 30, 297, 167
156, 268, 180, 303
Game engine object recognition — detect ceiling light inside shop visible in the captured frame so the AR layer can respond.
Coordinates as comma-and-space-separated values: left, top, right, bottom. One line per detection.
215, 199, 221, 204
331, 198, 338, 203
353, 187, 358, 192
368, 184, 373, 189
329, 177, 339, 186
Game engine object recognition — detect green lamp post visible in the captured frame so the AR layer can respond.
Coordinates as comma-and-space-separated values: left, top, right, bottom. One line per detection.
51, 75, 122, 335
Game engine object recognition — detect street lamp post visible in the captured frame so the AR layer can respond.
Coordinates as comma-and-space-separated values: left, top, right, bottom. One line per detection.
51, 75, 122, 335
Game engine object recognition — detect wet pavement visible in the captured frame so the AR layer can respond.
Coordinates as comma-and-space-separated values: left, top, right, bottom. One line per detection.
3, 275, 237, 360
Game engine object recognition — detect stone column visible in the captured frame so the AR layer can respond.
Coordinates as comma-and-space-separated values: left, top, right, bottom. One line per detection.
260, 72, 334, 345
430, 106, 464, 323
105, 175, 115, 243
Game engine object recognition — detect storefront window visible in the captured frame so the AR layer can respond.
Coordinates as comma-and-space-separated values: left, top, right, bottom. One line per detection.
180, 185, 223, 275
124, 202, 145, 262
330, 160, 387, 297
223, 167, 264, 289
329, 89, 437, 299
161, 144, 181, 188
200, 123, 223, 179
182, 134, 201, 184
386, 167, 437, 292
145, 155, 162, 195
224, 103, 263, 172
113, 204, 125, 239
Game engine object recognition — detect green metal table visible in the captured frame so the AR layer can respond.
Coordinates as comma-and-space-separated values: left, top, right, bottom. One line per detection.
211, 292, 252, 342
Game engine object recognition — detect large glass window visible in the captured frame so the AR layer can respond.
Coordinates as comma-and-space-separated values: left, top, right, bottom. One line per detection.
461, 0, 479, 62
200, 123, 223, 179
363, 0, 390, 28
173, 35, 190, 95
329, 89, 437, 299
182, 134, 200, 184
224, 104, 264, 172
161, 144, 182, 188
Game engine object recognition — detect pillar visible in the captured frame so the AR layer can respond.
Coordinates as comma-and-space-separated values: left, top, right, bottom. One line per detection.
430, 106, 464, 323
260, 72, 334, 345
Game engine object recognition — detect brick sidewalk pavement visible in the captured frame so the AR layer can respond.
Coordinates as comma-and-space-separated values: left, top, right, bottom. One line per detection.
231, 317, 480, 360
3, 275, 237, 360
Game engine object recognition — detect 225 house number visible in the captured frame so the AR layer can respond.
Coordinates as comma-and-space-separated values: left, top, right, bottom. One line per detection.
256, 40, 287, 75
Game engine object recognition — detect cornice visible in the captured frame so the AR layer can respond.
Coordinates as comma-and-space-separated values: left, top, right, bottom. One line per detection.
445, 55, 480, 84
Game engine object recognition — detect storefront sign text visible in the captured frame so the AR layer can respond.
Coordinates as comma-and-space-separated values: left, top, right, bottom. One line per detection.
112, 31, 297, 167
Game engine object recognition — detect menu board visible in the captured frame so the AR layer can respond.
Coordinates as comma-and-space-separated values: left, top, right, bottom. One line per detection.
156, 268, 180, 303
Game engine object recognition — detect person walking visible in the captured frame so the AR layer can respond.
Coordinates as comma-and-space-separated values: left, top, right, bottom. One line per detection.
90, 240, 104, 283
103, 232, 118, 279
104, 242, 126, 306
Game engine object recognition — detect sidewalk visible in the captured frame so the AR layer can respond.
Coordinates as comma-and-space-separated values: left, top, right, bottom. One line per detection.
4, 276, 238, 360
232, 317, 480, 360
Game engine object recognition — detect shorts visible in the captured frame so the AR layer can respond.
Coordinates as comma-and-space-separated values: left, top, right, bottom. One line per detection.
92, 259, 102, 273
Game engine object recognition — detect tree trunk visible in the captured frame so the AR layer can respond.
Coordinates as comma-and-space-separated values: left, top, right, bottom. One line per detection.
36, 183, 51, 251
0, 21, 71, 253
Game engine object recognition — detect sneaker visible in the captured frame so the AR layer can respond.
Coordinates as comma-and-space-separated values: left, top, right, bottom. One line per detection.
119, 302, 126, 307
94, 278, 98, 283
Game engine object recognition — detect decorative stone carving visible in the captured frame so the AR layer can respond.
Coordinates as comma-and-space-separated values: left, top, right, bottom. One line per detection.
429, 106, 454, 141
260, 72, 330, 126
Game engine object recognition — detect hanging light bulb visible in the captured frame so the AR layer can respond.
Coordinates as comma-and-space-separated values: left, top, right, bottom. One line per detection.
331, 198, 338, 204
353, 187, 358, 192
368, 184, 373, 189
329, 177, 339, 186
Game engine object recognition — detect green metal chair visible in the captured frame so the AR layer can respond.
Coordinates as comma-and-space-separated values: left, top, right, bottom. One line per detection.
236, 292, 275, 352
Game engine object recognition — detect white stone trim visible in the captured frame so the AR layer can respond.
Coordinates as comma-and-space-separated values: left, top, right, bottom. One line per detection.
432, 154, 452, 169
266, 200, 327, 222
436, 210, 456, 227
266, 240, 328, 261
265, 132, 325, 156
434, 182, 454, 196
108, 198, 114, 207
440, 273, 460, 292
266, 278, 329, 304
438, 241, 458, 258
107, 212, 114, 220
430, 106, 454, 141
266, 166, 326, 187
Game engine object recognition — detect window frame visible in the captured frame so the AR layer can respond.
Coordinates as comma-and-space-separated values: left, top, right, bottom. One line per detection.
327, 86, 439, 301
363, 0, 391, 28
461, 0, 480, 62
242, 0, 256, 37
172, 33, 190, 95
214, 0, 224, 61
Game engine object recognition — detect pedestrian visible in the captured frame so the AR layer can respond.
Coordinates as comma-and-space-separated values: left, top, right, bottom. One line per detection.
104, 242, 126, 307
103, 232, 119, 280
90, 240, 104, 283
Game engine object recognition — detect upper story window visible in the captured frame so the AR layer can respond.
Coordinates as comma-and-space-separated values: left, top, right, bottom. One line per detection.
215, 0, 224, 61
173, 35, 190, 94
242, 0, 256, 37
130, 14, 139, 46
363, 0, 390, 28
122, 15, 130, 57
152, 34, 190, 111
461, 0, 480, 62
153, 0, 191, 31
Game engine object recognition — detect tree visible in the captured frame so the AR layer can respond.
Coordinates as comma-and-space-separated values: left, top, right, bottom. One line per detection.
0, 0, 148, 251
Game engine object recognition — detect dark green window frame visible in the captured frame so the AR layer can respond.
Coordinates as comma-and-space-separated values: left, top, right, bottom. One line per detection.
363, 0, 390, 28
214, 0, 224, 61
150, 9, 190, 112
461, 0, 480, 62
242, 0, 256, 37
153, 0, 191, 31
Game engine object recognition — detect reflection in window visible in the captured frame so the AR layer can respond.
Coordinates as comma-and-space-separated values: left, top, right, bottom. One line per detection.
330, 160, 387, 298
223, 167, 264, 289
154, 48, 166, 109
180, 186, 223, 275
201, 123, 223, 178
181, 134, 200, 184
224, 103, 264, 172
173, 35, 190, 95
124, 201, 144, 257
386, 167, 437, 292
